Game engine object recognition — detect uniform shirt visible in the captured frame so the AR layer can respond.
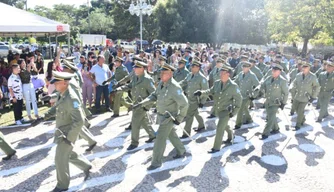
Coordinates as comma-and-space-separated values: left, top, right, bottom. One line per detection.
90, 63, 111, 86
202, 78, 242, 116
141, 77, 189, 123
8, 73, 23, 100
290, 72, 320, 102
289, 68, 301, 84
208, 66, 221, 87
111, 64, 129, 82
234, 71, 260, 99
179, 72, 209, 104
250, 66, 263, 81
257, 62, 267, 73
318, 71, 334, 93
257, 75, 289, 107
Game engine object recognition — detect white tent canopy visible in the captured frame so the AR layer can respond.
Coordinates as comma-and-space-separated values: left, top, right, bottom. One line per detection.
0, 3, 70, 37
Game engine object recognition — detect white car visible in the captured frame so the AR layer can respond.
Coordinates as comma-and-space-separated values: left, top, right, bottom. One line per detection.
0, 45, 22, 58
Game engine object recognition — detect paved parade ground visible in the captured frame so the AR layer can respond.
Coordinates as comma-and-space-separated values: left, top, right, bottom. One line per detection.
0, 99, 333, 192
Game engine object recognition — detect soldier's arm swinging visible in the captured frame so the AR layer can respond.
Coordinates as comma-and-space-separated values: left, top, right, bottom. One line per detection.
66, 99, 85, 144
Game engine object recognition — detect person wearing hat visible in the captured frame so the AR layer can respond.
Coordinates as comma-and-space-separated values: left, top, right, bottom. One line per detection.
233, 55, 249, 77
134, 63, 188, 170
113, 61, 156, 150
263, 60, 288, 80
103, 46, 110, 64
178, 60, 209, 138
173, 58, 190, 82
184, 49, 192, 69
253, 64, 289, 140
249, 59, 263, 81
103, 56, 131, 117
41, 71, 93, 192
152, 55, 167, 86
316, 61, 334, 122
209, 58, 225, 88
195, 65, 242, 153
288, 61, 304, 116
315, 60, 327, 77
275, 55, 289, 73
234, 61, 260, 129
311, 59, 321, 73
62, 61, 97, 152
290, 62, 320, 130
211, 53, 219, 69
257, 56, 268, 73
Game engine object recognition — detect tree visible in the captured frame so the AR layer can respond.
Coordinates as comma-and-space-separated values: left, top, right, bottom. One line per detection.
1, 0, 25, 9
266, 0, 333, 56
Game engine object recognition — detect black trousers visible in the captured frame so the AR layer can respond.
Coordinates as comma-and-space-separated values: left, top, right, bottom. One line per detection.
12, 99, 23, 121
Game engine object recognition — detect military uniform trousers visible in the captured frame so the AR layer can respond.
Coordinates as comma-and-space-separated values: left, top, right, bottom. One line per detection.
184, 103, 205, 135
55, 139, 92, 189
262, 105, 279, 136
290, 97, 297, 114
293, 100, 307, 127
151, 116, 186, 167
235, 99, 252, 126
113, 92, 131, 115
131, 108, 156, 146
79, 126, 96, 145
0, 131, 16, 156
213, 110, 233, 150
318, 91, 331, 120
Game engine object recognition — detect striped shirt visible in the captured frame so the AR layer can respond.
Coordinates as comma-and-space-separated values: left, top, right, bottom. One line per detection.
8, 74, 23, 100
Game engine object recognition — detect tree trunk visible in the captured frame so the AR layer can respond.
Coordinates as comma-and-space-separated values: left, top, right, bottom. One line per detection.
301, 38, 309, 57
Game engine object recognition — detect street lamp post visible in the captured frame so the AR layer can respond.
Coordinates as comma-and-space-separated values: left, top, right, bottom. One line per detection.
128, 0, 153, 50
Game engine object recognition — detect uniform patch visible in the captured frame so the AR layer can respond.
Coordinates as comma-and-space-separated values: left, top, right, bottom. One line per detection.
123, 68, 127, 72
203, 79, 207, 83
236, 88, 240, 94
73, 101, 80, 109
177, 89, 182, 95
150, 82, 154, 87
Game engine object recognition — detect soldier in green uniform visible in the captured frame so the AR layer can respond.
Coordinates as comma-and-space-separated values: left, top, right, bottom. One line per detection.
134, 64, 188, 170
234, 62, 260, 129
104, 57, 130, 117
178, 60, 209, 138
62, 61, 97, 152
233, 55, 249, 77
249, 59, 263, 81
195, 65, 242, 153
275, 55, 289, 74
311, 59, 321, 73
254, 64, 289, 139
257, 56, 268, 73
42, 71, 92, 192
114, 61, 156, 150
263, 61, 288, 80
290, 62, 320, 130
316, 61, 334, 122
173, 59, 190, 82
0, 131, 16, 161
315, 61, 327, 77
289, 61, 303, 116
209, 58, 224, 88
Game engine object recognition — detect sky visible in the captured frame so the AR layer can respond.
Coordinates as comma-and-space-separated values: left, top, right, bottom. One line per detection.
27, 0, 89, 9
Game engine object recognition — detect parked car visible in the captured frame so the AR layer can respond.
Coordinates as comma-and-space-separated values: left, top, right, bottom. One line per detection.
0, 45, 22, 58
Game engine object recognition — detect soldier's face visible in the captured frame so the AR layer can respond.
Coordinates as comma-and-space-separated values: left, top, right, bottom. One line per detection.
272, 69, 281, 78
220, 70, 230, 81
160, 71, 172, 82
302, 66, 310, 74
242, 66, 250, 73
134, 67, 144, 76
327, 65, 334, 73
178, 63, 185, 69
115, 61, 121, 67
191, 65, 200, 73
54, 80, 67, 93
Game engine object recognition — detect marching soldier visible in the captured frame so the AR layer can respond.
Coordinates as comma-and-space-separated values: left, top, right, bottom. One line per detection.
234, 62, 260, 129
233, 55, 249, 76
249, 59, 263, 81
114, 61, 156, 150
257, 56, 268, 73
152, 56, 167, 86
173, 58, 190, 82
134, 64, 188, 170
316, 61, 334, 122
315, 61, 327, 77
290, 62, 320, 130
105, 57, 130, 117
263, 60, 288, 80
179, 60, 209, 138
0, 131, 16, 161
62, 61, 97, 152
289, 61, 303, 116
254, 64, 289, 139
311, 59, 321, 73
195, 64, 242, 153
42, 71, 92, 192
275, 55, 289, 73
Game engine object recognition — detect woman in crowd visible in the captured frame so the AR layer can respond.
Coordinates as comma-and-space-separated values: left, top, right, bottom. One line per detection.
45, 61, 57, 106
35, 54, 44, 75
18, 58, 40, 120
82, 61, 94, 108
200, 53, 210, 76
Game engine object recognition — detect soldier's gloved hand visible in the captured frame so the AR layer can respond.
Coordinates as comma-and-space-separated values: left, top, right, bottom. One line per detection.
229, 113, 234, 118
133, 103, 142, 110
102, 80, 108, 85
173, 120, 181, 125
143, 107, 149, 111
194, 90, 202, 96
199, 103, 204, 108
309, 97, 315, 103
249, 97, 256, 101
227, 105, 233, 113
280, 103, 285, 110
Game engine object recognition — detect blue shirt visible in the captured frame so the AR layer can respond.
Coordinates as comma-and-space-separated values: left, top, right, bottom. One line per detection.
90, 64, 111, 86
